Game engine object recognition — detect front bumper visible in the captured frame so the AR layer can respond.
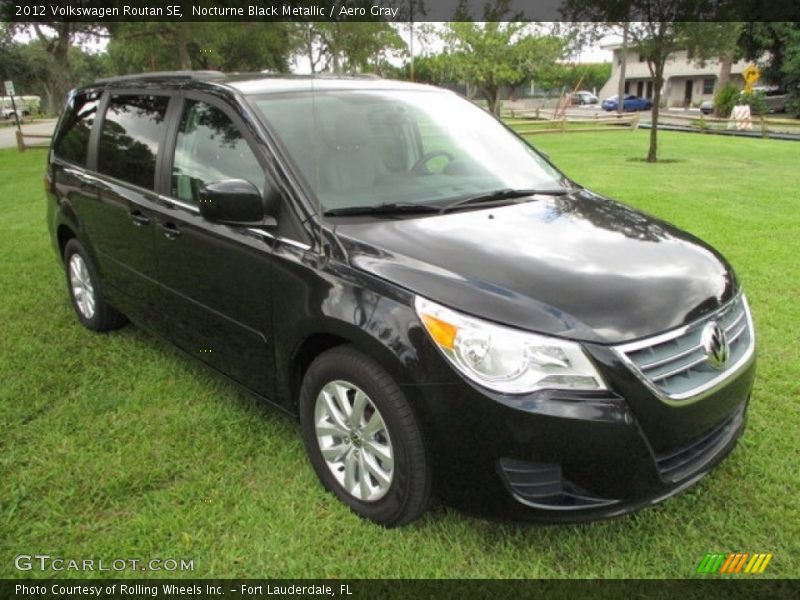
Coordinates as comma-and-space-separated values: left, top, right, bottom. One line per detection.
402, 350, 755, 523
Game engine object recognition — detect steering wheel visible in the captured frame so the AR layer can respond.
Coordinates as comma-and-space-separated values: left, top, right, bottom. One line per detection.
411, 150, 455, 175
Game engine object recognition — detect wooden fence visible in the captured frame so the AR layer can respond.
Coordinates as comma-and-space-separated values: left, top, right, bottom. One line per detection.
15, 129, 52, 151
656, 112, 800, 138
502, 107, 800, 139
502, 109, 640, 135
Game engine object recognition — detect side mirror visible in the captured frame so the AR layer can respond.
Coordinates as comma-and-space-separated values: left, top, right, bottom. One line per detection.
198, 179, 276, 226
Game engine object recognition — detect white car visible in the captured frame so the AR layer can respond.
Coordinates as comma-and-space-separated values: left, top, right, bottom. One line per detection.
571, 91, 599, 105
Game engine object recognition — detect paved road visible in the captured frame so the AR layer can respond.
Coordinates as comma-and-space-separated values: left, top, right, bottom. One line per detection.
0, 119, 57, 149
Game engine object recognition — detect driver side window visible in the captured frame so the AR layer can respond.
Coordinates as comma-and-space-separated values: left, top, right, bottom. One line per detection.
171, 100, 264, 204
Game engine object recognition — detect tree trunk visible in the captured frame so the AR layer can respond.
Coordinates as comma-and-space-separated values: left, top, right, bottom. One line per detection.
33, 23, 73, 114
647, 72, 664, 163
306, 28, 316, 74
483, 86, 500, 115
176, 26, 191, 70
714, 52, 733, 117
716, 52, 733, 91
42, 84, 55, 116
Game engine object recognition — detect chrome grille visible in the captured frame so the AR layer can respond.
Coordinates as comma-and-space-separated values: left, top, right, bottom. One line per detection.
615, 295, 754, 403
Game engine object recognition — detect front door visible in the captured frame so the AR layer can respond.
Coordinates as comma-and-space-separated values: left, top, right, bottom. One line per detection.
152, 95, 276, 396
684, 80, 694, 106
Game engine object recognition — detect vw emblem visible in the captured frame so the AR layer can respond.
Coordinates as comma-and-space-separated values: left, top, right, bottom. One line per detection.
701, 321, 730, 370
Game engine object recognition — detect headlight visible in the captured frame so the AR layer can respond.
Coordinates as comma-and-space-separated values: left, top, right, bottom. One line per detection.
414, 296, 607, 394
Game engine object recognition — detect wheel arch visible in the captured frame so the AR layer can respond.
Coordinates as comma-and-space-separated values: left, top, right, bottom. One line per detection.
56, 223, 77, 262
282, 313, 423, 418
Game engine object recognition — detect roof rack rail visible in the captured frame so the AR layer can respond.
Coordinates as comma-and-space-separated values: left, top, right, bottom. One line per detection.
93, 71, 226, 84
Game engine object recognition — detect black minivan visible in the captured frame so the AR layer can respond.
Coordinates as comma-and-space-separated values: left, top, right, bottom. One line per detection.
46, 72, 756, 526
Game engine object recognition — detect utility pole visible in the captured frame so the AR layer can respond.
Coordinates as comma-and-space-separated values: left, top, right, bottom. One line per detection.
409, 0, 415, 81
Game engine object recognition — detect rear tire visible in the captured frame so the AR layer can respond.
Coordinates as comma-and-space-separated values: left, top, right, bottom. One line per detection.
299, 345, 431, 527
63, 239, 127, 332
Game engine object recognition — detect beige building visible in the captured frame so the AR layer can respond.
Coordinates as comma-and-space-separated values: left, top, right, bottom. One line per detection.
598, 46, 751, 108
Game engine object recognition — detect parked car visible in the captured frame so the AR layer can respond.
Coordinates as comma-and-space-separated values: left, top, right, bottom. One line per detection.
602, 94, 653, 112
754, 85, 788, 113
702, 86, 789, 117
571, 91, 599, 105
46, 72, 755, 526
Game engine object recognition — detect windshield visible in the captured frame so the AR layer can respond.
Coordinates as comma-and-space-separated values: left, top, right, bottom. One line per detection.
248, 89, 567, 212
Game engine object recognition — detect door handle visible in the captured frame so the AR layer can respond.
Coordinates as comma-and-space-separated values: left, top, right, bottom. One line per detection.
159, 221, 181, 240
130, 210, 151, 227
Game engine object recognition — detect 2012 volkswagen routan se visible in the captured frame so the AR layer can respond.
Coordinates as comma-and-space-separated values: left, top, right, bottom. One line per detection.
46, 72, 756, 526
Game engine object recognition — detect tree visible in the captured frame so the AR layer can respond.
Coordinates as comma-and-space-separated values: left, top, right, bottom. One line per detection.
105, 23, 295, 74
391, 1, 428, 81
444, 1, 564, 114
739, 22, 800, 117
531, 63, 612, 95
296, 22, 406, 75
395, 52, 461, 86
705, 23, 744, 95
5, 22, 106, 112
563, 2, 738, 162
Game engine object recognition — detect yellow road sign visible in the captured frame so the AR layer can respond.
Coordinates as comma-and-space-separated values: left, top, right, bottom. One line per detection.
742, 64, 760, 93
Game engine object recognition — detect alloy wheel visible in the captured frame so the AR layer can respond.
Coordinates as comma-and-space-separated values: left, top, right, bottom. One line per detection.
68, 253, 96, 319
314, 380, 394, 502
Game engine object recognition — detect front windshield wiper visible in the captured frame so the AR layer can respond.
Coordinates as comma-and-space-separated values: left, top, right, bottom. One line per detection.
324, 202, 442, 217
440, 187, 569, 213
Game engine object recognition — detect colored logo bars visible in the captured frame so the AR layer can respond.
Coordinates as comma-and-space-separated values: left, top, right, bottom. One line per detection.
696, 552, 773, 574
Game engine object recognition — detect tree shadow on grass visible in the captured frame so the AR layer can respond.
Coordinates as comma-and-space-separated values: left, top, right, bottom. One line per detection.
626, 157, 686, 164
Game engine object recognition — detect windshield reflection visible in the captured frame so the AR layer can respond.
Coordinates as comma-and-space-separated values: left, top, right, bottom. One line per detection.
249, 89, 565, 211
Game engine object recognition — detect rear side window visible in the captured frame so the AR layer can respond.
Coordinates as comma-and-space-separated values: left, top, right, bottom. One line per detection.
97, 94, 169, 190
171, 100, 264, 204
53, 92, 99, 165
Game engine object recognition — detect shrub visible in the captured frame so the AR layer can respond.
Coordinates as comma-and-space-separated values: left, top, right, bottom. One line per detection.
713, 84, 740, 117
714, 84, 769, 117
739, 90, 768, 116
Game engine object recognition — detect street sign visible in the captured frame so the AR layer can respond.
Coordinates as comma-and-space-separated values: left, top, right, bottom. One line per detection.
4, 81, 22, 130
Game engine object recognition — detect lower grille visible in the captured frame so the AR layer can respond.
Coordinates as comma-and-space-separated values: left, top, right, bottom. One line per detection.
655, 403, 746, 482
498, 458, 618, 510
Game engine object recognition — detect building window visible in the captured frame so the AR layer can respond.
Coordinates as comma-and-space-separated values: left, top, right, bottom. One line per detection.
703, 78, 715, 94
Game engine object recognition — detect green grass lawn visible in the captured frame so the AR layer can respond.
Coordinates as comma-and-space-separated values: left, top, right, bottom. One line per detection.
1, 131, 798, 579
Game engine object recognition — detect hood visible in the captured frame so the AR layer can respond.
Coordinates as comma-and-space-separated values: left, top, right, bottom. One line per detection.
334, 190, 737, 344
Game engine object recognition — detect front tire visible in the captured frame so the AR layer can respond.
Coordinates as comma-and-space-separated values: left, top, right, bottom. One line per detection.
63, 239, 127, 332
299, 345, 431, 527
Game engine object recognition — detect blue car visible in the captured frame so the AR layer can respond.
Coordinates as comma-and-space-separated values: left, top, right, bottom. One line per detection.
602, 94, 652, 112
